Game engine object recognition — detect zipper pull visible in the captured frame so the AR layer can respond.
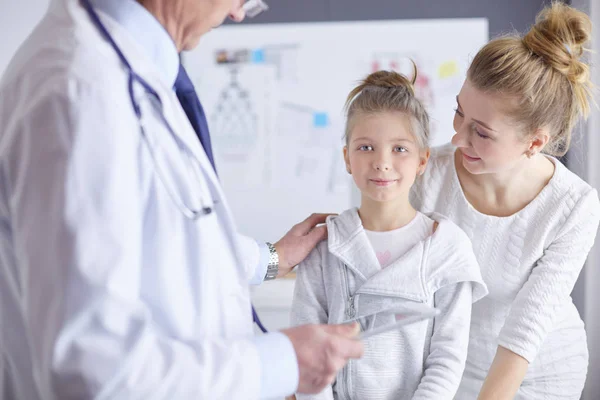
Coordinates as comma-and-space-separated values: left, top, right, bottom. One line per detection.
347, 296, 356, 319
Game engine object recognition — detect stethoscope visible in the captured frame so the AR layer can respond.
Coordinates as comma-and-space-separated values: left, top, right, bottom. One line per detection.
80, 0, 271, 334
81, 0, 214, 219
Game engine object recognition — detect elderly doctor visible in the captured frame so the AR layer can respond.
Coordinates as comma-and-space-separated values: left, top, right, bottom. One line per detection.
0, 0, 365, 399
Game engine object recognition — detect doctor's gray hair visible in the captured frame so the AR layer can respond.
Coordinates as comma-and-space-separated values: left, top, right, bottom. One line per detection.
343, 68, 430, 149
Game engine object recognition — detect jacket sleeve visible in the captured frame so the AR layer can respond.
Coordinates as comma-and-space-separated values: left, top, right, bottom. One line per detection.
290, 244, 334, 400
412, 283, 473, 400
6, 77, 294, 399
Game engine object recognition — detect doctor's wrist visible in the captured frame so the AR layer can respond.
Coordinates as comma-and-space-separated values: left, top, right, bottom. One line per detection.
264, 242, 281, 280
274, 242, 294, 278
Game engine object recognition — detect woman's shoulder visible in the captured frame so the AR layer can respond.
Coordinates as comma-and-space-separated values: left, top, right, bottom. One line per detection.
411, 144, 457, 207
419, 144, 457, 185
552, 158, 598, 197
543, 157, 600, 217
427, 144, 456, 170
430, 143, 456, 158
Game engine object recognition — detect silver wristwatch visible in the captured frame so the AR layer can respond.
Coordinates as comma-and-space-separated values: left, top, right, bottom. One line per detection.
264, 242, 279, 281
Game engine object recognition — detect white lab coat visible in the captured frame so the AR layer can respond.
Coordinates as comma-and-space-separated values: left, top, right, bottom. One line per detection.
0, 0, 294, 399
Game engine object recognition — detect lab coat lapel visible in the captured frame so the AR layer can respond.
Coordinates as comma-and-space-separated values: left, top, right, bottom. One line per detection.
74, 0, 245, 265
80, 2, 221, 190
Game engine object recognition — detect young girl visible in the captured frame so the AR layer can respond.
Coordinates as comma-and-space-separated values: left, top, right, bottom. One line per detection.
290, 70, 488, 399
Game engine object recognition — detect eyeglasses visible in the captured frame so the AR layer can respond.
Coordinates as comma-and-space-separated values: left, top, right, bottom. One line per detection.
242, 0, 269, 18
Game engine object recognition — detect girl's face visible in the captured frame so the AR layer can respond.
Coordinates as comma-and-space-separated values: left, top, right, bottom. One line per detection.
344, 111, 429, 205
451, 79, 535, 175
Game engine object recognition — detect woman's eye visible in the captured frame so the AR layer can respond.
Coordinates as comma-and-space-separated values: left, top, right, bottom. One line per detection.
394, 146, 408, 152
358, 145, 373, 151
472, 125, 489, 139
454, 107, 464, 118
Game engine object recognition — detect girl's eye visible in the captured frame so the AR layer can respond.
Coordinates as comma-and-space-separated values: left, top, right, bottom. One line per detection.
358, 145, 373, 151
394, 146, 408, 152
454, 107, 464, 118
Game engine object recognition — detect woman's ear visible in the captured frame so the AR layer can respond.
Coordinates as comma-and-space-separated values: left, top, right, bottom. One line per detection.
343, 146, 351, 174
417, 148, 431, 176
526, 128, 550, 158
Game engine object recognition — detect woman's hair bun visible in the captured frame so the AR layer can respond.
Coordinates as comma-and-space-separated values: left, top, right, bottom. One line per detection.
522, 1, 592, 85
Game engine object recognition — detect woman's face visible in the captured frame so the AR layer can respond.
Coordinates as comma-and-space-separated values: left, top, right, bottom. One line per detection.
451, 79, 531, 175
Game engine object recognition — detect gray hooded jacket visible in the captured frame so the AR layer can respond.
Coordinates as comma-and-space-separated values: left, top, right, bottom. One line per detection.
291, 208, 488, 400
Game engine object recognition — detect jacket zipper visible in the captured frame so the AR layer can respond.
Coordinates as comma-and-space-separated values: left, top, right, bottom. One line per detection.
342, 265, 355, 319
340, 264, 354, 400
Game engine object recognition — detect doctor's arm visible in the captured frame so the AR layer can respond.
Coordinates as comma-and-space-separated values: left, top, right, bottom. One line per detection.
8, 81, 299, 399
478, 189, 600, 400
240, 214, 329, 285
11, 80, 361, 400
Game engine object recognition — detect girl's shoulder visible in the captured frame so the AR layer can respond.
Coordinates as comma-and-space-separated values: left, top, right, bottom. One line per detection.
426, 212, 472, 251
422, 213, 488, 302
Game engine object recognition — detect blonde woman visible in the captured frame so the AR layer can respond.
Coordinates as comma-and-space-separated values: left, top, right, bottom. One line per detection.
411, 3, 600, 399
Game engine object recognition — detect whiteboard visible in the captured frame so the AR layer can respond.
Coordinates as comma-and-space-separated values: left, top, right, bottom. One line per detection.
184, 19, 488, 242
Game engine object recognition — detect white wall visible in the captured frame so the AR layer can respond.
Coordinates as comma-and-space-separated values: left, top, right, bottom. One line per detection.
583, 0, 600, 398
568, 1, 600, 399
0, 0, 49, 76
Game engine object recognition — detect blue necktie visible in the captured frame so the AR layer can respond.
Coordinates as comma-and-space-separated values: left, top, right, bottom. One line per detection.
174, 64, 268, 333
174, 65, 217, 171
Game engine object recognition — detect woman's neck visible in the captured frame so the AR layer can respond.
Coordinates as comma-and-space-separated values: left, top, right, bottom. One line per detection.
358, 197, 417, 232
454, 150, 555, 217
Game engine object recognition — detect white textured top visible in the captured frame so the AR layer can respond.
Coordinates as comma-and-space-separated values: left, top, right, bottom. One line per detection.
365, 212, 434, 268
410, 145, 600, 398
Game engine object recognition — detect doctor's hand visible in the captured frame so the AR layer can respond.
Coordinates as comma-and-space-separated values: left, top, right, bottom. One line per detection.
282, 322, 363, 394
274, 213, 332, 278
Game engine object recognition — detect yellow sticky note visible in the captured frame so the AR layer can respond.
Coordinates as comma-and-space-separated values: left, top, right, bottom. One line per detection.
439, 61, 459, 79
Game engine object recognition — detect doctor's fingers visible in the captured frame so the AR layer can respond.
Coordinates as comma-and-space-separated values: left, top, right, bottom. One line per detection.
322, 321, 360, 337
293, 213, 334, 234
307, 224, 327, 244
297, 369, 335, 395
324, 332, 364, 361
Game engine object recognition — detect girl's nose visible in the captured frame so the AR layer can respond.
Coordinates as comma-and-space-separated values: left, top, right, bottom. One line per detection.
373, 160, 391, 171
